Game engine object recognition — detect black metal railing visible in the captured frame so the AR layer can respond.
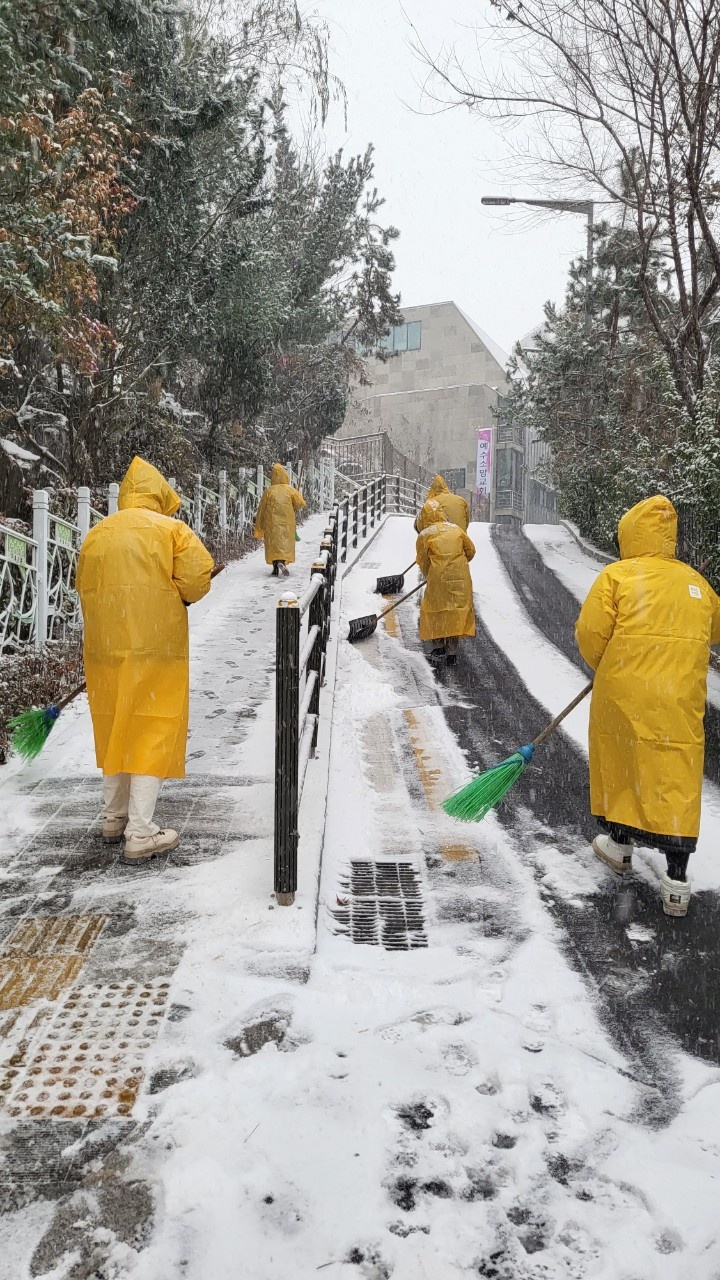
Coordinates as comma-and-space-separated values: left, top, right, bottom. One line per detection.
324, 432, 435, 490
273, 474, 420, 903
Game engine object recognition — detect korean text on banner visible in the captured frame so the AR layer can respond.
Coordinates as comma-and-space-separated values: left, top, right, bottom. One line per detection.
476, 428, 493, 498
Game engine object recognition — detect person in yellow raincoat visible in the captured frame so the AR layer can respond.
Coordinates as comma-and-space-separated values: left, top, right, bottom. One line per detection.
77, 457, 214, 862
416, 499, 475, 664
575, 495, 720, 917
253, 463, 306, 576
415, 474, 470, 533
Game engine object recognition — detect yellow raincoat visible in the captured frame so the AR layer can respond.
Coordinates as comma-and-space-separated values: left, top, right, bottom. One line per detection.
416, 502, 476, 641
253, 464, 306, 564
77, 457, 214, 778
576, 495, 720, 840
416, 475, 470, 532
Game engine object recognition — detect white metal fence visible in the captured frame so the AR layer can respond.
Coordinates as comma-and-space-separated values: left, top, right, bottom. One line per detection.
0, 457, 335, 659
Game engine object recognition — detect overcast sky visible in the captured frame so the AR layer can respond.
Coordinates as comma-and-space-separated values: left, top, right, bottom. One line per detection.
312, 0, 585, 356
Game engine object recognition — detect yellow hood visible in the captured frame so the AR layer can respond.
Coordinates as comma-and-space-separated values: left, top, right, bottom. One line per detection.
428, 474, 449, 496
271, 463, 290, 485
618, 495, 677, 560
420, 498, 448, 526
118, 456, 181, 516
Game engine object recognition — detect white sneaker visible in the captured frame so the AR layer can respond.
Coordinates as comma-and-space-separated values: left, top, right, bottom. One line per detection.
592, 833, 633, 875
660, 873, 691, 918
102, 816, 127, 844
123, 828, 179, 863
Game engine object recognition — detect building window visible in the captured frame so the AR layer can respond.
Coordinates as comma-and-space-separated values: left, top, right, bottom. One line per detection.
380, 321, 422, 353
443, 467, 466, 490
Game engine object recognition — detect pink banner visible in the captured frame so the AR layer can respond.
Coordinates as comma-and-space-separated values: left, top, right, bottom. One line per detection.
475, 427, 493, 498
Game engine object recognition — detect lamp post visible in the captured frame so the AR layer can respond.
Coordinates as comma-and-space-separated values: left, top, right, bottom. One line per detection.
481, 195, 594, 333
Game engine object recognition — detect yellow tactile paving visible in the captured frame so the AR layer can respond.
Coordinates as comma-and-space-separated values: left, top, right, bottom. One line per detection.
0, 914, 107, 1010
404, 708, 476, 863
0, 957, 85, 1011
2, 914, 106, 957
1, 980, 171, 1119
381, 595, 401, 639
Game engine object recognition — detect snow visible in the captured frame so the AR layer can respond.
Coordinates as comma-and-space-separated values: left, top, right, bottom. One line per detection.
1, 514, 719, 1278
524, 522, 609, 600
526, 521, 720, 713
469, 522, 720, 893
1, 438, 40, 464
456, 305, 511, 374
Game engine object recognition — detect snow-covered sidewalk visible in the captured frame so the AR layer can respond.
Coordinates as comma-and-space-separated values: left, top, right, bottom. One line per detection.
2, 515, 720, 1279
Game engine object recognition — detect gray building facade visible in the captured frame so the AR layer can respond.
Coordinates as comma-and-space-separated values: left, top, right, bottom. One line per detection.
338, 301, 509, 517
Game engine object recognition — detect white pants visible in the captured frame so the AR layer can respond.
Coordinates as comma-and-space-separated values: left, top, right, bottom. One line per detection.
102, 773, 163, 840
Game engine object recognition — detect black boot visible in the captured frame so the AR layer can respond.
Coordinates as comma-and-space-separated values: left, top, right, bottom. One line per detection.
271, 561, 280, 577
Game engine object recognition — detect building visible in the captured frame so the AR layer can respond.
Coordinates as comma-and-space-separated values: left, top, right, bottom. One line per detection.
515, 326, 559, 526
337, 301, 509, 518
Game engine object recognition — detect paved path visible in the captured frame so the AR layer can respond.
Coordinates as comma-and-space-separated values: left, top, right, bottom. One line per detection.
0, 516, 330, 1277
2, 514, 719, 1279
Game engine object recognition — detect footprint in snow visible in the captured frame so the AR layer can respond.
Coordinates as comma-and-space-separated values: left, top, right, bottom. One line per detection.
440, 1042, 478, 1076
344, 1245, 393, 1278
530, 1081, 565, 1119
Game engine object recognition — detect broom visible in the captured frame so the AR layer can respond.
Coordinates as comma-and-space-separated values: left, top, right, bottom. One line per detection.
375, 561, 416, 594
442, 680, 593, 822
9, 563, 226, 763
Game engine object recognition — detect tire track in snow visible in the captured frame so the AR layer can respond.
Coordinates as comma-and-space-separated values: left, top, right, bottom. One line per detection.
395, 528, 720, 1080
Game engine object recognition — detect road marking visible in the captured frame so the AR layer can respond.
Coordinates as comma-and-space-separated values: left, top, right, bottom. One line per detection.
404, 708, 476, 863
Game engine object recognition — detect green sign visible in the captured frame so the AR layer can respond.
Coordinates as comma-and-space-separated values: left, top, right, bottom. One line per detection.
54, 520, 73, 548
5, 533, 27, 566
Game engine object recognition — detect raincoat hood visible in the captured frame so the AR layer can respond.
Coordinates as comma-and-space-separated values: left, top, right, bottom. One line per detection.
118, 456, 181, 516
428, 475, 450, 496
618, 495, 677, 560
271, 464, 290, 485
421, 498, 448, 525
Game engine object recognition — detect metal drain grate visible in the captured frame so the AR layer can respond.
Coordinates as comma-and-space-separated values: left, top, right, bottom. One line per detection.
0, 980, 170, 1119
332, 861, 427, 950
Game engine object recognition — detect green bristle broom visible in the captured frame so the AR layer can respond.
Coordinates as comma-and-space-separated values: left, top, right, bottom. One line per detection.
10, 564, 227, 763
9, 684, 85, 762
443, 681, 593, 823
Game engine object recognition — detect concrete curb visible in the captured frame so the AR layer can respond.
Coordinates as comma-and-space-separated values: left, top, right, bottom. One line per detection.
296, 511, 397, 951
560, 519, 614, 565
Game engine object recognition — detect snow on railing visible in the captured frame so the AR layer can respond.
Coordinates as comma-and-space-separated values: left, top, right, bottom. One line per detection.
0, 523, 38, 655
0, 456, 339, 660
273, 473, 419, 904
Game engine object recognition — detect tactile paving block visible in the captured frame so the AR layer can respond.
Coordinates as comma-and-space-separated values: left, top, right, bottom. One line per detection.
0, 915, 107, 1012
2, 915, 106, 957
1, 980, 171, 1119
0, 957, 84, 1011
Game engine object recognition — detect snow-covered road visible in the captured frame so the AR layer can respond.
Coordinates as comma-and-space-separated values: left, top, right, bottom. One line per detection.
1, 515, 719, 1279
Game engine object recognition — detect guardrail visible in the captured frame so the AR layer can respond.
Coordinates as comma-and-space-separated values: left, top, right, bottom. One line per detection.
273, 472, 421, 903
0, 483, 120, 657
274, 514, 338, 905
0, 457, 336, 661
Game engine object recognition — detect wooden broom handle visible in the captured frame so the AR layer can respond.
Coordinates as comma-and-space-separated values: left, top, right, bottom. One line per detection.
377, 579, 426, 620
531, 680, 593, 749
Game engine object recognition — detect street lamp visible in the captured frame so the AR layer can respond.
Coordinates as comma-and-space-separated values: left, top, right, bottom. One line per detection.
481, 195, 594, 332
